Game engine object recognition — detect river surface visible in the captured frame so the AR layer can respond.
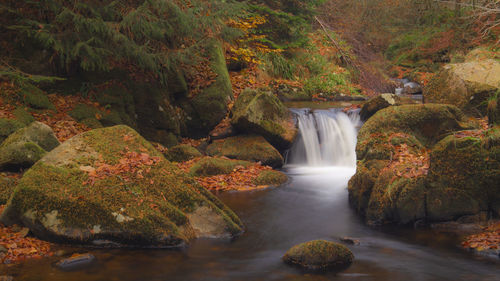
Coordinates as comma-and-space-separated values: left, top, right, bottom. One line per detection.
5, 109, 500, 280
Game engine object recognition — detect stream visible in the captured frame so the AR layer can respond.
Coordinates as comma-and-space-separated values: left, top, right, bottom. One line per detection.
6, 108, 500, 281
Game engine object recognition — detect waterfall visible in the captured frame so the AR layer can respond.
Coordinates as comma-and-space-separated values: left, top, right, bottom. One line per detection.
286, 108, 361, 168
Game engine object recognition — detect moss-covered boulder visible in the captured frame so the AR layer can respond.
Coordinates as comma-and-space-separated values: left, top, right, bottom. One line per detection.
0, 118, 24, 144
20, 84, 54, 110
424, 59, 500, 115
13, 107, 35, 125
426, 133, 500, 221
349, 104, 475, 224
189, 157, 252, 177
207, 135, 284, 168
231, 89, 297, 150
283, 240, 354, 271
359, 93, 415, 121
181, 40, 233, 137
253, 170, 288, 186
165, 144, 202, 162
0, 125, 242, 247
0, 122, 60, 171
0, 175, 16, 205
350, 104, 500, 224
356, 104, 469, 161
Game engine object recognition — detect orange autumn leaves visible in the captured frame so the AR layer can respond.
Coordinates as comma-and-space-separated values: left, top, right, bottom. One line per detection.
0, 207, 52, 264
462, 222, 500, 252
82, 135, 162, 186
178, 157, 274, 192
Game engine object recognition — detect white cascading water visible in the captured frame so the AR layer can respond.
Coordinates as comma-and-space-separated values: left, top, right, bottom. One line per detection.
286, 108, 361, 168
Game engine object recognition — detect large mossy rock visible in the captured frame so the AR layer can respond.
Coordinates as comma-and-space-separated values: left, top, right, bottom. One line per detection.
0, 122, 60, 171
165, 144, 202, 162
0, 126, 242, 246
349, 104, 475, 224
206, 135, 284, 168
231, 89, 297, 150
0, 118, 24, 144
283, 240, 354, 271
181, 40, 233, 138
426, 132, 500, 221
424, 58, 500, 115
356, 104, 468, 161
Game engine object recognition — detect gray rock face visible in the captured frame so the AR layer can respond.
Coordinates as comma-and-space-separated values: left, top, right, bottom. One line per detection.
0, 122, 60, 170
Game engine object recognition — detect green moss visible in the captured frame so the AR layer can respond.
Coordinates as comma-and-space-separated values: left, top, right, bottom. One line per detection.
189, 157, 252, 177
283, 240, 354, 271
0, 118, 24, 144
13, 107, 35, 125
0, 126, 243, 246
81, 118, 103, 129
69, 104, 103, 121
231, 88, 297, 149
254, 170, 288, 186
165, 144, 202, 162
0, 175, 16, 204
20, 84, 54, 110
206, 135, 284, 168
187, 40, 233, 135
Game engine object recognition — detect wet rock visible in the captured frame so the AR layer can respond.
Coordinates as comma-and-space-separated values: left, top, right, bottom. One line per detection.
56, 253, 95, 270
424, 56, 500, 116
0, 125, 242, 247
402, 82, 422, 95
207, 135, 284, 168
0, 122, 60, 171
231, 88, 297, 150
283, 240, 354, 271
340, 237, 360, 245
164, 144, 202, 162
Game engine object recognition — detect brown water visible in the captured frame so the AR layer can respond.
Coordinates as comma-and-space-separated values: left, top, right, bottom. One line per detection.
4, 166, 500, 281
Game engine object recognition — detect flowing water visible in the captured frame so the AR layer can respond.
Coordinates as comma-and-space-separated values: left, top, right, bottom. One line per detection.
5, 109, 500, 280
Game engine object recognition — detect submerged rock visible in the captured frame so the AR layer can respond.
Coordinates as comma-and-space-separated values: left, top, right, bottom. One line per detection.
56, 253, 96, 270
0, 125, 242, 247
283, 240, 354, 271
207, 135, 284, 168
424, 58, 500, 116
0, 122, 60, 171
231, 89, 297, 150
